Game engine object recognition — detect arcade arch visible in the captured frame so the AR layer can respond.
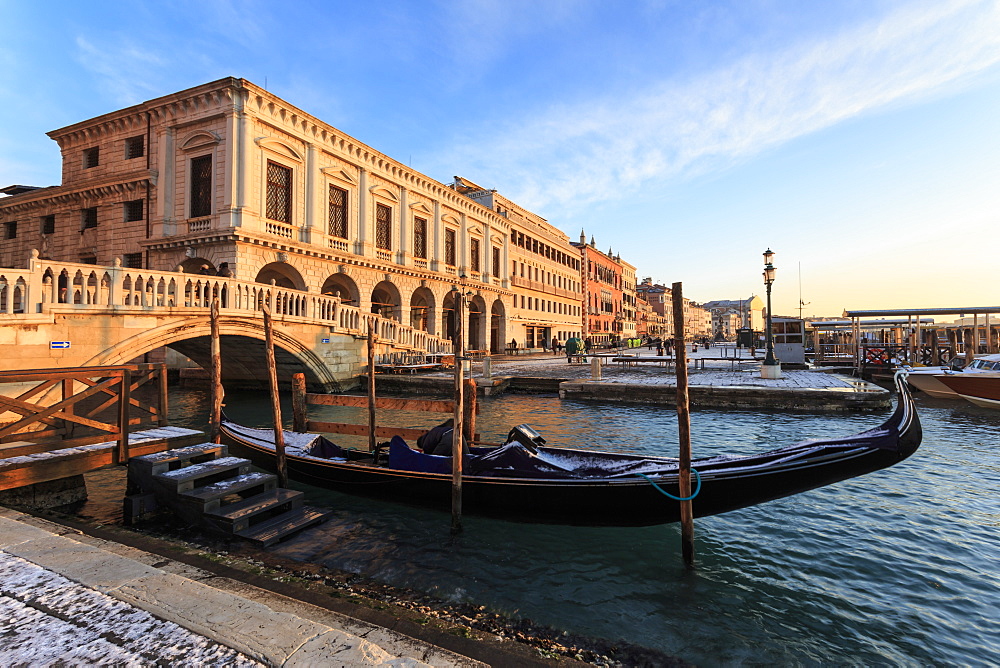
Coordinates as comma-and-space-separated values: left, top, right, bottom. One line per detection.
371, 281, 402, 320
409, 287, 436, 333
255, 262, 305, 290
321, 273, 360, 305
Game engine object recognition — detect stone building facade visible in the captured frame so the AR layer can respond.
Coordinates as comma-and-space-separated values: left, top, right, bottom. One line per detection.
0, 78, 587, 354
572, 233, 627, 345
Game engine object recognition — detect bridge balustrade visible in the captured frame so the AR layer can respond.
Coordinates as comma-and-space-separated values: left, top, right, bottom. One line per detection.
4, 254, 453, 355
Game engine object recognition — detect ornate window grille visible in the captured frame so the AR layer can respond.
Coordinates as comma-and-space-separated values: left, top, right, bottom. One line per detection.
190, 155, 212, 218
266, 161, 292, 223
492, 246, 501, 277
328, 185, 348, 238
83, 147, 99, 169
445, 228, 456, 266
41, 215, 55, 235
469, 238, 480, 273
413, 217, 427, 258
375, 203, 392, 250
124, 252, 143, 268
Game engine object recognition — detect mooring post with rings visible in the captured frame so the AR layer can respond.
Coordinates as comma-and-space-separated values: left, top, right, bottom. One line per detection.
672, 281, 695, 568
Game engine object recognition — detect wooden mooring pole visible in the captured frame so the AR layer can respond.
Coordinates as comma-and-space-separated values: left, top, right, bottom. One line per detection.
262, 304, 288, 488
209, 298, 223, 444
451, 289, 465, 535
291, 372, 307, 432
672, 282, 695, 568
367, 322, 377, 453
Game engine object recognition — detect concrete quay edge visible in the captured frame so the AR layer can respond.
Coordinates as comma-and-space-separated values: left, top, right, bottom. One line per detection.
0, 506, 534, 667
558, 380, 891, 411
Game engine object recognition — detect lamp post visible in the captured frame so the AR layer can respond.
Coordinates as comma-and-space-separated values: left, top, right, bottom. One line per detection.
761, 249, 782, 379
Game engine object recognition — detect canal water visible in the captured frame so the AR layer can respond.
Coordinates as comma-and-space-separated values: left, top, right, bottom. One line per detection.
140, 387, 1000, 664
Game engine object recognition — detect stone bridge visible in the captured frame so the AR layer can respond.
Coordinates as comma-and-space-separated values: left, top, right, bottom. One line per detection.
0, 254, 451, 391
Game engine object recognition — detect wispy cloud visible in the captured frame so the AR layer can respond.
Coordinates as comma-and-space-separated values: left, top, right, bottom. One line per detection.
435, 0, 1000, 214
74, 36, 170, 105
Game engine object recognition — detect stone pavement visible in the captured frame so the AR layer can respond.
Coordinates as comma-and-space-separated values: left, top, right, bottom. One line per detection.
0, 507, 484, 667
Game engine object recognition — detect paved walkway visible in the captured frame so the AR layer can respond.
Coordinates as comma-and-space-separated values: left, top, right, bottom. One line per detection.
439, 346, 870, 390
0, 507, 483, 667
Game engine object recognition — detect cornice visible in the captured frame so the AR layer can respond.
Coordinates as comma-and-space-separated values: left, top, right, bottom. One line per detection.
0, 172, 153, 213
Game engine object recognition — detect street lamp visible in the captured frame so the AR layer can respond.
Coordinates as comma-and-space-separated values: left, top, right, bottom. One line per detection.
761, 248, 782, 379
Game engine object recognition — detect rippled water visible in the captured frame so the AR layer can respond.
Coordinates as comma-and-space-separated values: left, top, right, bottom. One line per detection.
161, 388, 1000, 664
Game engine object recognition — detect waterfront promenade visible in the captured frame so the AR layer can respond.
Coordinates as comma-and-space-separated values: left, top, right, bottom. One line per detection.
0, 507, 487, 667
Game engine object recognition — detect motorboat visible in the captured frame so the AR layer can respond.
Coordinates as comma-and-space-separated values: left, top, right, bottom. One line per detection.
904, 354, 1000, 399
934, 372, 1000, 410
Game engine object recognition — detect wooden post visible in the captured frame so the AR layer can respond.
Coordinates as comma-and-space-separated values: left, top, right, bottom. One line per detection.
672, 282, 694, 568
463, 378, 477, 443
117, 369, 131, 465
451, 290, 465, 535
263, 305, 288, 488
157, 362, 169, 427
367, 322, 377, 453
209, 298, 223, 443
292, 372, 307, 432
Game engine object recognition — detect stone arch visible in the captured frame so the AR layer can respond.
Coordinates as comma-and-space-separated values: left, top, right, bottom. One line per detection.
409, 287, 436, 333
370, 280, 401, 320
468, 295, 487, 351
441, 290, 457, 342
85, 316, 340, 391
490, 298, 507, 354
255, 262, 305, 291
320, 273, 360, 305
179, 257, 216, 274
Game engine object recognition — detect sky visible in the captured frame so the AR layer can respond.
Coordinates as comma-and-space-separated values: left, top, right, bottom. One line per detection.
1, 0, 998, 317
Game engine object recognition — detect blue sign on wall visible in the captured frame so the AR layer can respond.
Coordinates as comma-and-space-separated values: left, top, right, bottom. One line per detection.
50, 341, 71, 349
321, 338, 330, 343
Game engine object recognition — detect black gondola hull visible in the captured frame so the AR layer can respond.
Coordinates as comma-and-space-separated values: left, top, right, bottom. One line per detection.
221, 373, 921, 527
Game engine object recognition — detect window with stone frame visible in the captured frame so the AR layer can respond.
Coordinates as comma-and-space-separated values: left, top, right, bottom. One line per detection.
83, 147, 99, 169
469, 238, 480, 273
124, 252, 143, 268
124, 199, 144, 223
444, 228, 456, 266
265, 161, 292, 223
375, 203, 392, 251
3, 221, 16, 240
190, 155, 213, 218
81, 207, 98, 230
413, 216, 427, 258
328, 185, 348, 238
41, 215, 55, 235
125, 136, 145, 160
492, 246, 501, 278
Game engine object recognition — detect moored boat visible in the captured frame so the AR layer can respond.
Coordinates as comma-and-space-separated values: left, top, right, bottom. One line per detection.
905, 354, 1000, 398
934, 372, 1000, 409
220, 372, 921, 527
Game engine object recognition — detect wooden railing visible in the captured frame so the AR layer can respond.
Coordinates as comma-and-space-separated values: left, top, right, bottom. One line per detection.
0, 363, 167, 464
0, 253, 451, 354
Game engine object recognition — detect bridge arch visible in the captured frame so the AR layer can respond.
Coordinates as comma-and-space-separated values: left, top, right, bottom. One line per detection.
84, 315, 342, 391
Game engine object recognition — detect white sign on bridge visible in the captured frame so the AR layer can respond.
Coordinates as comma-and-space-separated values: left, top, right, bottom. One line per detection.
49, 341, 71, 349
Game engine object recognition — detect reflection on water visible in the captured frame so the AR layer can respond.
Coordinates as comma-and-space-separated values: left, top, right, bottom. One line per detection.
104, 387, 1000, 664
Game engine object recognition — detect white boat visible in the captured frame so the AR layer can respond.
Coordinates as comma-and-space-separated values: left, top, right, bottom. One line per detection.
905, 354, 1000, 398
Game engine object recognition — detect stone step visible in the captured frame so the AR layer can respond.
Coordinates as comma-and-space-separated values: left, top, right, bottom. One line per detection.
235, 506, 331, 547
178, 471, 277, 513
129, 442, 229, 479
203, 488, 304, 533
151, 456, 250, 494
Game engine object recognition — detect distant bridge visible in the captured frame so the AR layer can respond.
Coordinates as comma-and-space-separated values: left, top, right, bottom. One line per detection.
0, 253, 450, 391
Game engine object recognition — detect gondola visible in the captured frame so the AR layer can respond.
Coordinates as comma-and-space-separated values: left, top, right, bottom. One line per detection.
220, 372, 921, 527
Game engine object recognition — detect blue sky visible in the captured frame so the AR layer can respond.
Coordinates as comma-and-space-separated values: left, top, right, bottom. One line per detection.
2, 0, 998, 317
